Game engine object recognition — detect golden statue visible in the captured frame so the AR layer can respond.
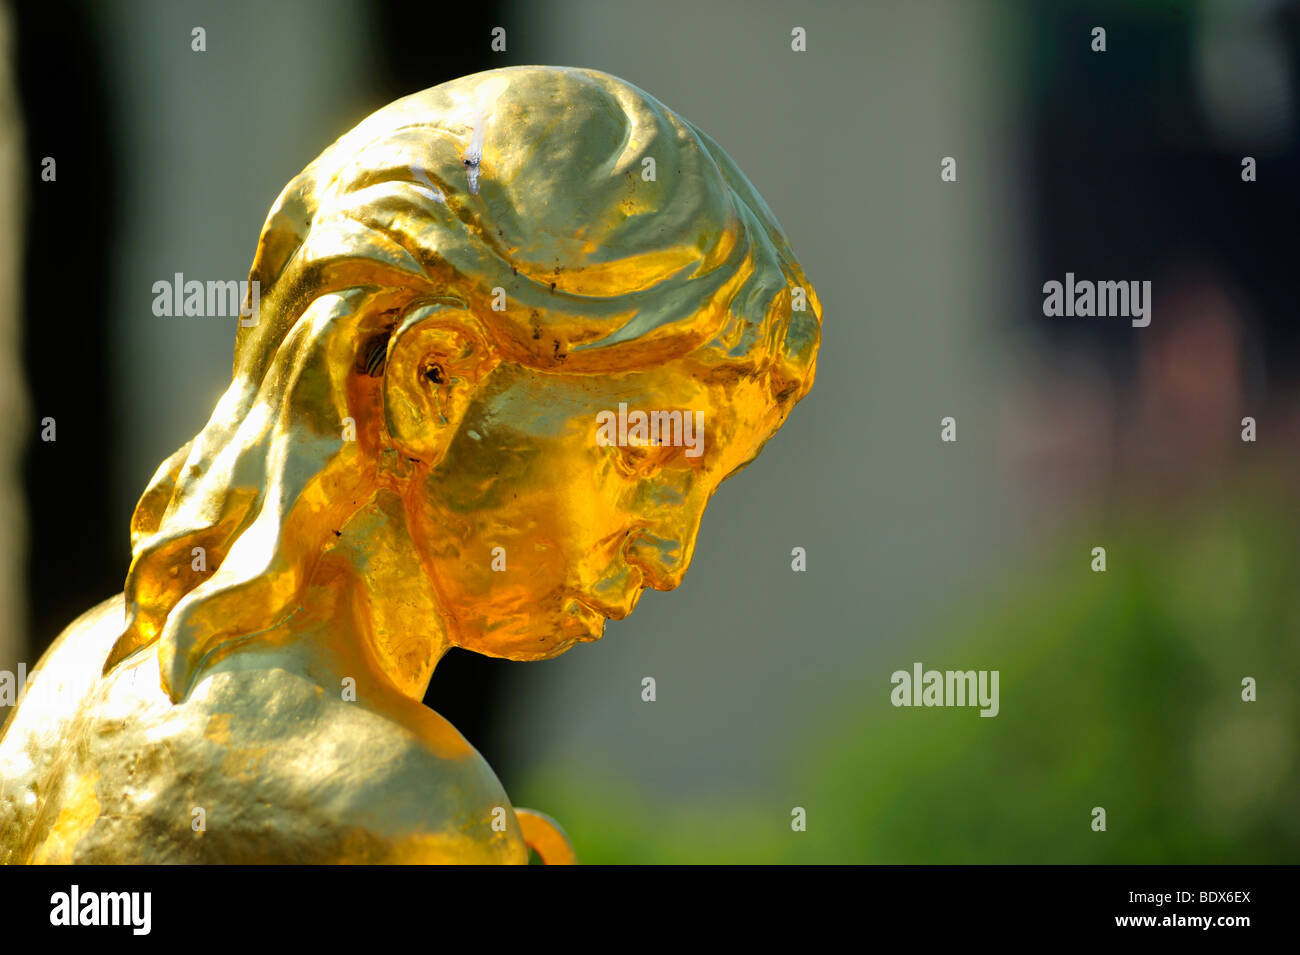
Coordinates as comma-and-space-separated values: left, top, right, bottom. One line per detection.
0, 66, 821, 863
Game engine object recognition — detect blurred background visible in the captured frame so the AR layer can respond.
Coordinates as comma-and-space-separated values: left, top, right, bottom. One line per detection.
3, 0, 1298, 862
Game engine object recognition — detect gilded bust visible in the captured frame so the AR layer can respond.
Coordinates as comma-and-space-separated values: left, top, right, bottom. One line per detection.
0, 66, 821, 864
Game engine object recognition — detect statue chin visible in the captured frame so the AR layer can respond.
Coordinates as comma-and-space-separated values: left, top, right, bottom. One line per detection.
466, 602, 612, 660
0, 64, 820, 865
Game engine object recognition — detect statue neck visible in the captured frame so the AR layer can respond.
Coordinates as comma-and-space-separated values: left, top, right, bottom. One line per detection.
301, 487, 452, 701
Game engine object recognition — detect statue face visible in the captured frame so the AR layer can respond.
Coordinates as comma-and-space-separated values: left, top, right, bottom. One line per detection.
402, 357, 782, 660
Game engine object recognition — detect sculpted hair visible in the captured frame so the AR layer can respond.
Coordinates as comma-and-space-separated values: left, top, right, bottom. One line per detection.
105, 66, 822, 700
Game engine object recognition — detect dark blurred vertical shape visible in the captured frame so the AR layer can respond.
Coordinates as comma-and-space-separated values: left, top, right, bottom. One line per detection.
368, 0, 516, 775
1027, 1, 1300, 383
0, 1, 27, 675
14, 0, 118, 664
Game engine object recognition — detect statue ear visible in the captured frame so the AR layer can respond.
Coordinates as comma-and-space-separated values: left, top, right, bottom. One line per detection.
383, 304, 497, 465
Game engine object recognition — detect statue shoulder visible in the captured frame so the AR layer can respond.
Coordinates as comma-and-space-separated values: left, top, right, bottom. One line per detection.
17, 646, 526, 863
0, 593, 126, 862
198, 658, 528, 863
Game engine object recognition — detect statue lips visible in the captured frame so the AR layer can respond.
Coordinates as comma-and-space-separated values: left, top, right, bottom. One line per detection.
578, 562, 645, 621
571, 585, 641, 622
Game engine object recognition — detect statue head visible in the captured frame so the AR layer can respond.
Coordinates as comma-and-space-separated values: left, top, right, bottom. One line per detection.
107, 66, 821, 702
